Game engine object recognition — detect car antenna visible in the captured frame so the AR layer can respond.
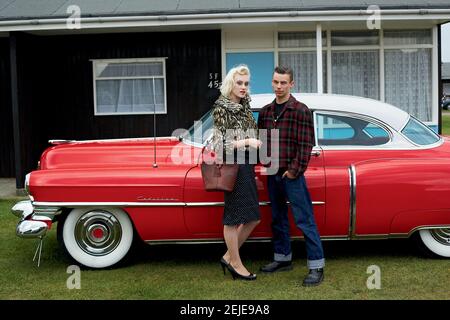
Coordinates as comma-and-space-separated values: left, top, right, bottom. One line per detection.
152, 79, 158, 168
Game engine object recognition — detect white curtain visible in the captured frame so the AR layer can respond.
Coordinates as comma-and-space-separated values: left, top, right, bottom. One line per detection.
384, 49, 432, 122
331, 50, 379, 99
95, 62, 164, 114
279, 51, 327, 93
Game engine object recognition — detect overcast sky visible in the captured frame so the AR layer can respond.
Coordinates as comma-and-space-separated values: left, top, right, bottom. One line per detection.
442, 23, 450, 62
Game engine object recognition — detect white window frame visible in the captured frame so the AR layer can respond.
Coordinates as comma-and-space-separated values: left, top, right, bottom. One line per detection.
328, 29, 381, 100
382, 29, 434, 125
221, 26, 436, 126
276, 30, 328, 94
92, 57, 167, 116
275, 27, 435, 125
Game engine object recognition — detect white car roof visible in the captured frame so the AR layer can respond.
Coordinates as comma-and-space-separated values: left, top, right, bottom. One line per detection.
250, 93, 410, 131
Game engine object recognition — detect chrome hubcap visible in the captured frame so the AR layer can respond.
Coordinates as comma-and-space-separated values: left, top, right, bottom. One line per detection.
430, 228, 450, 246
75, 210, 122, 256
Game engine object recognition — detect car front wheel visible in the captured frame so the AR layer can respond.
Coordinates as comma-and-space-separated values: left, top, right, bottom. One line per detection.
417, 228, 450, 258
58, 207, 134, 268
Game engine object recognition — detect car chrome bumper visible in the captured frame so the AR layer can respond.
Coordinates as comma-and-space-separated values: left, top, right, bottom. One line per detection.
12, 200, 61, 239
11, 200, 33, 220
16, 220, 48, 238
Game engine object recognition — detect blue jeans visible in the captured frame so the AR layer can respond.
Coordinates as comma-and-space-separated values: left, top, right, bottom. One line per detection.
267, 174, 325, 269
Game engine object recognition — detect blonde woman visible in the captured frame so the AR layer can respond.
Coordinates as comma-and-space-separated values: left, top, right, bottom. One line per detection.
211, 65, 262, 280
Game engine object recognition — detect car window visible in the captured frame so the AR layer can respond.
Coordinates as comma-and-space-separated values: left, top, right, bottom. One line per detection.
316, 113, 390, 146
184, 110, 260, 145
401, 116, 440, 146
184, 109, 214, 144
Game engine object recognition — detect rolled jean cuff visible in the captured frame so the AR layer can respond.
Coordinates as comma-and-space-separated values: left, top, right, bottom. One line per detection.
307, 258, 325, 269
274, 253, 292, 262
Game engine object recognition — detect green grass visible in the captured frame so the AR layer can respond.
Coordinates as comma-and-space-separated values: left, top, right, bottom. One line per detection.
1, 198, 449, 300
442, 110, 450, 135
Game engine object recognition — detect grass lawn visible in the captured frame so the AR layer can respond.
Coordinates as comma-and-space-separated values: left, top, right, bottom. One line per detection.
442, 110, 450, 135
1, 198, 449, 300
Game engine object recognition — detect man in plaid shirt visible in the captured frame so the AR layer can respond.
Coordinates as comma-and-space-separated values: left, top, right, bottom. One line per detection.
258, 66, 325, 286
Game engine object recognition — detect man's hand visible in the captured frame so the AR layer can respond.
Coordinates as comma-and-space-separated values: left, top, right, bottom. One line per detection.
282, 170, 296, 179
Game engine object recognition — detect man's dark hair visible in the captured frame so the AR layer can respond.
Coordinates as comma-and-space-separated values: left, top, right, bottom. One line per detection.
274, 66, 294, 82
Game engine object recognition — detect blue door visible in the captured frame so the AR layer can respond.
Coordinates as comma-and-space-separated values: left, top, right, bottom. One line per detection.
226, 52, 274, 94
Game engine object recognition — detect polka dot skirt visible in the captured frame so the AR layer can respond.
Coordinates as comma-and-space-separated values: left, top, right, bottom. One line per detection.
223, 164, 261, 226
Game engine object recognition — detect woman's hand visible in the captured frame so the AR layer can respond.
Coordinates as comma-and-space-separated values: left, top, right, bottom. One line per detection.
246, 138, 262, 149
232, 138, 262, 149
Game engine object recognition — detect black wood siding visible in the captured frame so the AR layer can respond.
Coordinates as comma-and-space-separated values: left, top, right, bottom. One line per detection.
0, 38, 13, 177
13, 30, 222, 180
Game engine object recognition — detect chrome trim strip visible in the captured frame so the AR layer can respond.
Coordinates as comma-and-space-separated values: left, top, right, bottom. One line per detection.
147, 239, 226, 245
185, 202, 224, 207
313, 111, 319, 147
49, 136, 176, 145
270, 201, 325, 206
145, 235, 349, 245
404, 224, 450, 238
48, 139, 75, 145
398, 114, 410, 133
33, 201, 326, 207
348, 227, 450, 240
31, 215, 52, 221
34, 206, 62, 215
349, 165, 357, 239
33, 201, 187, 207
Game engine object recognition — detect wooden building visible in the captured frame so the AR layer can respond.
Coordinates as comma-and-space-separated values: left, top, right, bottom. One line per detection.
0, 1, 449, 190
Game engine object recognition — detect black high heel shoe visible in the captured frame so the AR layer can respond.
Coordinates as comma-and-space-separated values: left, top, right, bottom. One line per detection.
226, 264, 257, 281
220, 257, 229, 275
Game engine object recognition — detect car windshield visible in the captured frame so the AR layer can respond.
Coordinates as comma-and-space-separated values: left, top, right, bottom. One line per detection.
183, 109, 214, 145
401, 116, 441, 146
182, 109, 260, 145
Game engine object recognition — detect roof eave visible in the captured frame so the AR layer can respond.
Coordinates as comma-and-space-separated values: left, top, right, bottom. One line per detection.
0, 9, 449, 33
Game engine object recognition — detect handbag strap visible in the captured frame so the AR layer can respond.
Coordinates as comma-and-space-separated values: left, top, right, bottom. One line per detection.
199, 145, 224, 168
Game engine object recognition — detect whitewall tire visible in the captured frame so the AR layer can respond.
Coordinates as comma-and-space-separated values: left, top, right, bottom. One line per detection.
60, 207, 134, 268
418, 228, 450, 258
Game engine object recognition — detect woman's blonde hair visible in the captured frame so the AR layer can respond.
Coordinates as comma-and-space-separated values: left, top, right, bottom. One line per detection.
220, 64, 251, 98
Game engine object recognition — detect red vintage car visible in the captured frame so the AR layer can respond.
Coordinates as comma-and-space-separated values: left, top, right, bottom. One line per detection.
11, 93, 450, 268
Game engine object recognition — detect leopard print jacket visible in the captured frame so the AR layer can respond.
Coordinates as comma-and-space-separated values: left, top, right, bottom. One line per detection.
210, 94, 258, 157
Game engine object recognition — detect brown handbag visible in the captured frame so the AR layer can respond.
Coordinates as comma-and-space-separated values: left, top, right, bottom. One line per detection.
201, 162, 239, 192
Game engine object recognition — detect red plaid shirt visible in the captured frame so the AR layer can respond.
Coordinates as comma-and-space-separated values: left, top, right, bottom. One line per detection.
257, 95, 315, 177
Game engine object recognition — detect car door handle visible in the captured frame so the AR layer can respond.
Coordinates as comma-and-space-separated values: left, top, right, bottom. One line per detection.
311, 150, 321, 157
